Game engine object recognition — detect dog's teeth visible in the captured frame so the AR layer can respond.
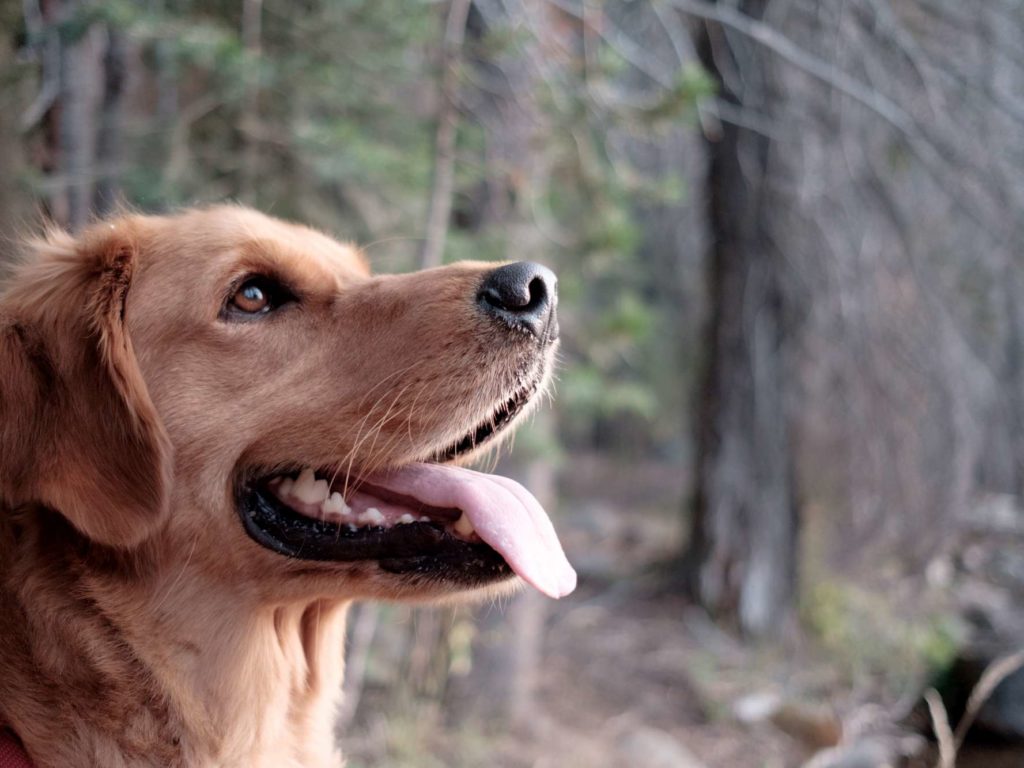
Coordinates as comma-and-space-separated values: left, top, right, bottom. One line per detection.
419, 516, 431, 523
454, 513, 475, 537
322, 492, 351, 517
359, 508, 385, 526
291, 468, 316, 497
398, 514, 415, 525
277, 477, 294, 497
306, 480, 331, 505
293, 468, 330, 505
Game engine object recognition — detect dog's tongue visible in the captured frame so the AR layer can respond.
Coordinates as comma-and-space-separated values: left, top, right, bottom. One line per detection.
363, 463, 576, 599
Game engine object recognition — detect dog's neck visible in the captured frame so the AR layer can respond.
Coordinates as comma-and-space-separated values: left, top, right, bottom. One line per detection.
141, 574, 350, 768
0, 512, 350, 768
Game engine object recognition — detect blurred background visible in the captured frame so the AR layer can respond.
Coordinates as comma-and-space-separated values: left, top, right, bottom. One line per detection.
2, 1, 1024, 766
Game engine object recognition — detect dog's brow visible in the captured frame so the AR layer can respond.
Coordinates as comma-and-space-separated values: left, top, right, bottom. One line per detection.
234, 241, 349, 292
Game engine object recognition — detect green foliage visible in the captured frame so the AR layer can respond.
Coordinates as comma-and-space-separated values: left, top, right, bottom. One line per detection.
802, 579, 965, 691
632, 63, 717, 126
530, 76, 700, 452
345, 702, 494, 768
53, 0, 438, 243
562, 364, 659, 422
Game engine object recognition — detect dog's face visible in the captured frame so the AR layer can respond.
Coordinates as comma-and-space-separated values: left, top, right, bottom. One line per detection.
0, 206, 574, 604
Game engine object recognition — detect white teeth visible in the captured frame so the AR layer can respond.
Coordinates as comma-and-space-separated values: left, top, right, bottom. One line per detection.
291, 468, 316, 498
292, 468, 329, 505
276, 474, 437, 532
454, 513, 475, 537
360, 508, 385, 526
322, 492, 351, 517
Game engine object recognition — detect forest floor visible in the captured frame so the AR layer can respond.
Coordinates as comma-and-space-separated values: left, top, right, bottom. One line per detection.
343, 455, 1024, 768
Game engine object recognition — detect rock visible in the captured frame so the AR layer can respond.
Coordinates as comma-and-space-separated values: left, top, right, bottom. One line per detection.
802, 742, 891, 768
617, 726, 708, 768
982, 663, 1024, 739
768, 701, 843, 751
802, 734, 926, 768
939, 652, 1024, 741
733, 691, 783, 723
733, 691, 842, 751
941, 492, 1024, 744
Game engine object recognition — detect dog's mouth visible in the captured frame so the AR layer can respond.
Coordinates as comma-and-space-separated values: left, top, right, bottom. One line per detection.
236, 381, 576, 599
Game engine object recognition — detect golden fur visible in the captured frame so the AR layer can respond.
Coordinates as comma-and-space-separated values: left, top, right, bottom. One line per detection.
0, 206, 547, 767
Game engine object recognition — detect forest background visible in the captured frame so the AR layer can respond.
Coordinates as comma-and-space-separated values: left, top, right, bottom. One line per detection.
2, 1, 1024, 766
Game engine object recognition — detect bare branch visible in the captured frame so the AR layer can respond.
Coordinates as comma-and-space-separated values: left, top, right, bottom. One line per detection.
667, 0, 919, 136
669, 0, 1018, 245
19, 0, 60, 133
924, 689, 955, 768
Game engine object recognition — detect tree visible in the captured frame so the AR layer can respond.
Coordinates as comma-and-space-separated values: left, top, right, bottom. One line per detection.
683, 0, 797, 636
0, 0, 30, 239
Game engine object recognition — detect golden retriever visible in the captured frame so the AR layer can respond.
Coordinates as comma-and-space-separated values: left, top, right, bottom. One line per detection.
0, 206, 575, 768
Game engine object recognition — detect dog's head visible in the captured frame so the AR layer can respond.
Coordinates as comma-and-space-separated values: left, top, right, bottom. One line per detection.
0, 206, 574, 602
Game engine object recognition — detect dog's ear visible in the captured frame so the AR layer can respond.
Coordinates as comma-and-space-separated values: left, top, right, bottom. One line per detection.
0, 219, 172, 548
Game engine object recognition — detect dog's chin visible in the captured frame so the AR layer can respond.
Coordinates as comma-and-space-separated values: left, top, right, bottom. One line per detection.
234, 371, 548, 592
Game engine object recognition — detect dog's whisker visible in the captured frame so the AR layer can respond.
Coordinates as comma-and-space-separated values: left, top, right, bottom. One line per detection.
334, 379, 419, 498
326, 369, 421, 494
323, 361, 423, 482
329, 385, 417, 505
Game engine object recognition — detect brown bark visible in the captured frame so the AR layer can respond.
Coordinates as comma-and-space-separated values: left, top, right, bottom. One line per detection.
57, 0, 101, 232
417, 0, 472, 270
238, 0, 263, 203
93, 24, 127, 216
685, 2, 798, 637
0, 0, 29, 243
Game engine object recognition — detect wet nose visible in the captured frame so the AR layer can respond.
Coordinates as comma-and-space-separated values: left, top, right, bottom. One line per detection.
477, 261, 558, 341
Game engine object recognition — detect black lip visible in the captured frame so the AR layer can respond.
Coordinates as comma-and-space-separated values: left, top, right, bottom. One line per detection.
434, 378, 541, 461
237, 481, 514, 584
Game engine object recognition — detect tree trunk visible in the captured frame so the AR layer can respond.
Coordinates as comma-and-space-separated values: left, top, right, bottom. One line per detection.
57, 0, 101, 232
446, 422, 554, 727
685, 1, 797, 637
238, 0, 263, 203
93, 24, 127, 216
417, 0, 472, 270
0, 0, 29, 244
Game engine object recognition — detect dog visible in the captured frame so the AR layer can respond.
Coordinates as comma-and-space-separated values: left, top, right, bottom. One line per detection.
0, 206, 575, 767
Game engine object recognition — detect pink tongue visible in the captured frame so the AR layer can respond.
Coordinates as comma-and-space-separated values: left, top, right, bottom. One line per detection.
362, 463, 577, 599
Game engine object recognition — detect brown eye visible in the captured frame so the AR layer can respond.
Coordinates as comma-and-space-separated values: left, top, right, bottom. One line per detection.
225, 275, 294, 318
233, 281, 269, 313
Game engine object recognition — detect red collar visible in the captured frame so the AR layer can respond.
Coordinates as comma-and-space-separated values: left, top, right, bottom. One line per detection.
0, 729, 31, 768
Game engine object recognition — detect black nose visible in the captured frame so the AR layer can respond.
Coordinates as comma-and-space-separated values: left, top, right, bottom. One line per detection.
478, 261, 558, 341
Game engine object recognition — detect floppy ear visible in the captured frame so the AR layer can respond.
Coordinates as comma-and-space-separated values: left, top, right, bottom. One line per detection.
0, 219, 172, 548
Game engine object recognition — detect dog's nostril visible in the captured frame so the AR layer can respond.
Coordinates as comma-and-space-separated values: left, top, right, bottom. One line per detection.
478, 262, 558, 340
526, 276, 548, 310
482, 275, 546, 311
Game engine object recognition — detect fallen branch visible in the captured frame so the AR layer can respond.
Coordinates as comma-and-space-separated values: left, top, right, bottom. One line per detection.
924, 689, 955, 768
